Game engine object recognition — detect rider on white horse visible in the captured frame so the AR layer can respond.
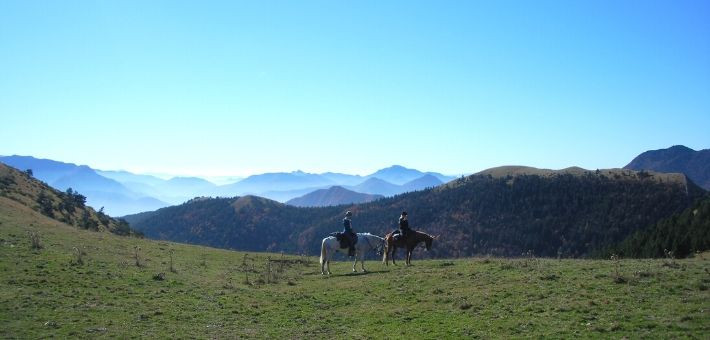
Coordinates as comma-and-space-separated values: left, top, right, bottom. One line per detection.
342, 211, 356, 256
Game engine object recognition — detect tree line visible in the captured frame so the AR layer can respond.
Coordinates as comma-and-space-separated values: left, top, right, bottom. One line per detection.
129, 171, 707, 258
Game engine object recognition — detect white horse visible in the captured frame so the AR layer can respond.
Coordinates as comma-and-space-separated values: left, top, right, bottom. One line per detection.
320, 233, 385, 275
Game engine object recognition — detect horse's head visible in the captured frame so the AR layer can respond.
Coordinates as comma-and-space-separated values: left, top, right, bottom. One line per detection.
425, 234, 440, 251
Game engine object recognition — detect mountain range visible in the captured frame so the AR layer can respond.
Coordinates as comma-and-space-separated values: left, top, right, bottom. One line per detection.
0, 156, 456, 215
125, 166, 707, 257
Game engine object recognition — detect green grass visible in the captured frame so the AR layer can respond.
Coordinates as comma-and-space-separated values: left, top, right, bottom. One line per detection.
1, 197, 708, 339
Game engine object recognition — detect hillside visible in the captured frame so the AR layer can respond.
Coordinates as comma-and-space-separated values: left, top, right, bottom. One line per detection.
286, 186, 383, 207
609, 196, 710, 258
128, 166, 705, 258
1, 199, 708, 338
0, 163, 140, 236
0, 156, 168, 215
624, 145, 710, 190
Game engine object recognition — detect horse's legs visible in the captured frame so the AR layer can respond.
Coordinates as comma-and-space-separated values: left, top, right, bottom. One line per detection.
391, 246, 397, 265
352, 253, 358, 272
359, 252, 366, 272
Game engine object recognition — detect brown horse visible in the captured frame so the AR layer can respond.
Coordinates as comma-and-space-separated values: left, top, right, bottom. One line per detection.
382, 230, 438, 266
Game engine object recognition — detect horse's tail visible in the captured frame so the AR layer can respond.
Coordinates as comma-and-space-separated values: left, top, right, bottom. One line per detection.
382, 232, 391, 264
320, 238, 327, 265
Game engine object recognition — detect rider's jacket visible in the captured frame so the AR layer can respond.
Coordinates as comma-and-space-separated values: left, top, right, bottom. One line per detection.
399, 217, 410, 233
343, 217, 354, 235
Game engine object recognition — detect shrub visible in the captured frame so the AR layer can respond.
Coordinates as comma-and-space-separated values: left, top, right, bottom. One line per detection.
28, 230, 42, 250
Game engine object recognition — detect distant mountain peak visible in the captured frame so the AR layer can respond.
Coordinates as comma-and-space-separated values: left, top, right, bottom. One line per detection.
625, 145, 710, 190
286, 185, 383, 207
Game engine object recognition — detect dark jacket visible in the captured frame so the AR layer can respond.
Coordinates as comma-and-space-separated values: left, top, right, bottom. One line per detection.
343, 217, 354, 234
343, 217, 356, 245
399, 217, 410, 234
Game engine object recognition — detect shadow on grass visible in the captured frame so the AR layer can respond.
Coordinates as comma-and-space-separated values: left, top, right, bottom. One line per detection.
324, 270, 389, 278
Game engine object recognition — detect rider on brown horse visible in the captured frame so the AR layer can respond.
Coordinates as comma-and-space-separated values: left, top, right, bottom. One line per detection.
393, 211, 411, 241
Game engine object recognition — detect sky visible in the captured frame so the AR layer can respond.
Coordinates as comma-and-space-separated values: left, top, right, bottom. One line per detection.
1, 1, 709, 177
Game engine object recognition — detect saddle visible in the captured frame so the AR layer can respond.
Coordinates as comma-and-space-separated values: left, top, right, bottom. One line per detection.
330, 232, 357, 249
392, 229, 409, 242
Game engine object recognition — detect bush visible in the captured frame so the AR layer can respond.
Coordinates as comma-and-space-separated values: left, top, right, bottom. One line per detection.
28, 231, 42, 250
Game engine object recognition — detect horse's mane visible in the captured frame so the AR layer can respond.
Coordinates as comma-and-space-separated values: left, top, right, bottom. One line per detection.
414, 230, 435, 239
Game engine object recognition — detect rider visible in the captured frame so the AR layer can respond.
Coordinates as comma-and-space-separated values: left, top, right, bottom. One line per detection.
343, 211, 356, 256
397, 211, 411, 240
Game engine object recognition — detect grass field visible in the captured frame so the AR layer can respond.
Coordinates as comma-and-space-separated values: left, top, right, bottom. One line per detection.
1, 197, 708, 339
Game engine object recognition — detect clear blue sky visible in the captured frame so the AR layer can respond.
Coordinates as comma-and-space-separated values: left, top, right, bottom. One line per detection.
1, 1, 708, 177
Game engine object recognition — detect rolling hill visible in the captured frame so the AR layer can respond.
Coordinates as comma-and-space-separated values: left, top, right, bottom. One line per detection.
2, 190, 707, 338
624, 145, 710, 190
127, 166, 706, 258
286, 186, 383, 207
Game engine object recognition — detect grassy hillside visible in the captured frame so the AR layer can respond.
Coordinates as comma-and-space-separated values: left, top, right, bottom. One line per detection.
0, 163, 140, 236
2, 197, 708, 338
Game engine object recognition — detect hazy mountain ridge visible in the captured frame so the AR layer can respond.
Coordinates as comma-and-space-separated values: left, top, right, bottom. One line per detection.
624, 145, 710, 190
1, 156, 453, 214
0, 156, 169, 216
128, 166, 706, 258
286, 186, 384, 207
